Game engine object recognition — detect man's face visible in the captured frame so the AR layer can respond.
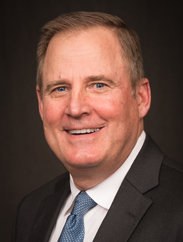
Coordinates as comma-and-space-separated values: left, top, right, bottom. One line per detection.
37, 27, 147, 177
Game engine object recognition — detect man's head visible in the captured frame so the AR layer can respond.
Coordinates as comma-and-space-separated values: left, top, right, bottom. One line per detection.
36, 12, 151, 189
37, 12, 144, 97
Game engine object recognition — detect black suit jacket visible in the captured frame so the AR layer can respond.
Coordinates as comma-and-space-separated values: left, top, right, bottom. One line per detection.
12, 135, 183, 242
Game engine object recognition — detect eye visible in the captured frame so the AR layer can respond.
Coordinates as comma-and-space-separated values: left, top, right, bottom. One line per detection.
56, 86, 66, 92
94, 83, 105, 88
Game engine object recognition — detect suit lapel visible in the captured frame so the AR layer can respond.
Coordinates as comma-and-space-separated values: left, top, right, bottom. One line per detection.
93, 134, 164, 242
29, 173, 70, 242
93, 179, 152, 242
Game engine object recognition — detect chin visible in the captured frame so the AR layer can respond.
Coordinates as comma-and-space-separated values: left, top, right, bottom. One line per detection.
64, 154, 102, 169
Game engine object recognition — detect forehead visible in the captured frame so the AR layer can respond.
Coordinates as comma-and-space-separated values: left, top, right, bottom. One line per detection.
43, 27, 129, 81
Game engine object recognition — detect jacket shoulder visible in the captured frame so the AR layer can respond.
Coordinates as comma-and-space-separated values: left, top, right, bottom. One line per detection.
23, 171, 70, 202
160, 156, 183, 194
12, 172, 70, 242
163, 156, 183, 173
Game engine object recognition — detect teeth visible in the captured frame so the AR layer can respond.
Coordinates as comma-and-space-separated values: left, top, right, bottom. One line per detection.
68, 128, 100, 134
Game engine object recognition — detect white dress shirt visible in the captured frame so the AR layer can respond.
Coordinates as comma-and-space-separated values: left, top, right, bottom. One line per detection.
49, 131, 146, 242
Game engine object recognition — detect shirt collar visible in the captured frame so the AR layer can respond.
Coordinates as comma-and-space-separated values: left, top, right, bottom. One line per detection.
68, 131, 146, 211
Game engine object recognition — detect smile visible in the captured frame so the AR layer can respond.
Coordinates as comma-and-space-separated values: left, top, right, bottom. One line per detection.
67, 128, 100, 135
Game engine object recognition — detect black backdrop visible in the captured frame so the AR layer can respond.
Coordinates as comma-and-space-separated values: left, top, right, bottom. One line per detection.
1, 0, 183, 241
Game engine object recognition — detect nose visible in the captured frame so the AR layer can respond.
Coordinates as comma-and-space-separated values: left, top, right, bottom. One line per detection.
65, 90, 91, 118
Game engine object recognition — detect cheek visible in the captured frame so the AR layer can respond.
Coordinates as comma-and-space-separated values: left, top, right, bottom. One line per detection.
95, 94, 125, 121
43, 100, 65, 126
100, 93, 138, 130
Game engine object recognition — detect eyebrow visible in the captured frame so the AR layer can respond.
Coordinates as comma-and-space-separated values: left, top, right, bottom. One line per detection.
87, 75, 115, 85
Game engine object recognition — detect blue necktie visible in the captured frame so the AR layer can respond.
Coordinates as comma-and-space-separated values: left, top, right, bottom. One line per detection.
58, 192, 97, 242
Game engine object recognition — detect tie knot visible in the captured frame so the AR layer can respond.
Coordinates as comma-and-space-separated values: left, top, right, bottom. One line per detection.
71, 192, 97, 217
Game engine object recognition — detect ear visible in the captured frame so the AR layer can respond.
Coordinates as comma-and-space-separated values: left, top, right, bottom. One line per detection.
36, 85, 43, 120
136, 78, 151, 118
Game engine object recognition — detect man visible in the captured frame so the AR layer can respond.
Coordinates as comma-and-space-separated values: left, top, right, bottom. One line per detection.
12, 12, 183, 242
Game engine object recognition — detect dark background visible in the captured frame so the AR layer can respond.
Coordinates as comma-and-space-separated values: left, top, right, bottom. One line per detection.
1, 0, 183, 241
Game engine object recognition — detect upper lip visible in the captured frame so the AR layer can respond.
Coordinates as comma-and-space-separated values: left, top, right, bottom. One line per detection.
65, 127, 102, 134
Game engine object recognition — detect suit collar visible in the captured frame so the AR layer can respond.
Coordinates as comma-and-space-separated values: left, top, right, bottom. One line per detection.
93, 134, 164, 242
126, 133, 164, 193
29, 172, 70, 242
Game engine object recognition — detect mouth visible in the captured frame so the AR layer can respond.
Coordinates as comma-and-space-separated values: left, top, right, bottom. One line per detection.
66, 128, 101, 135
